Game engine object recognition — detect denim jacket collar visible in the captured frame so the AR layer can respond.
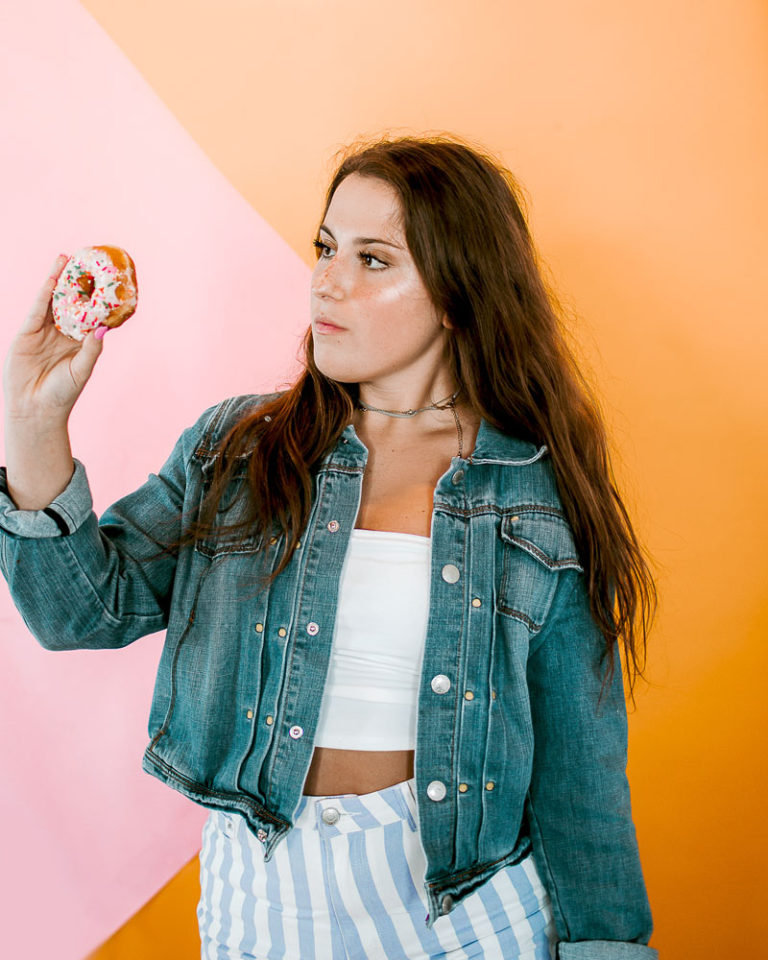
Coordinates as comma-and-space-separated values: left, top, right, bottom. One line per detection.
323, 417, 548, 471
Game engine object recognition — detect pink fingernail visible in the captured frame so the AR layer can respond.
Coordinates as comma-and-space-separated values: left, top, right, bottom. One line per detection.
94, 326, 108, 341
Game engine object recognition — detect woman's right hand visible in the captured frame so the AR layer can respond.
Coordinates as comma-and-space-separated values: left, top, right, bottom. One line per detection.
3, 255, 106, 423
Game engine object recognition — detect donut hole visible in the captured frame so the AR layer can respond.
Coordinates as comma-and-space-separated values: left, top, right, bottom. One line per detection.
76, 273, 95, 299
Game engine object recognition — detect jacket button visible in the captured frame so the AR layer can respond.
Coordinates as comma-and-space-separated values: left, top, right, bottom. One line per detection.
254, 622, 264, 633
430, 674, 451, 695
464, 690, 474, 701
246, 709, 253, 720
471, 598, 482, 608
458, 782, 468, 793
485, 781, 495, 791
327, 520, 340, 533
307, 621, 319, 636
440, 894, 454, 914
289, 725, 304, 739
278, 627, 287, 638
269, 536, 278, 545
266, 715, 274, 725
441, 564, 460, 584
451, 469, 464, 485
427, 780, 446, 801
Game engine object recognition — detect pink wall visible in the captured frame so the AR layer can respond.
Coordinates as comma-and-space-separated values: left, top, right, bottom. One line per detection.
0, 2, 308, 956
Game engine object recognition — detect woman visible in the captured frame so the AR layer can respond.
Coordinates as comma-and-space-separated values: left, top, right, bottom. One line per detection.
1, 134, 657, 959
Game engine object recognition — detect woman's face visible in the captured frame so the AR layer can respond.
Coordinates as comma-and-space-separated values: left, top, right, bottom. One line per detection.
310, 173, 451, 390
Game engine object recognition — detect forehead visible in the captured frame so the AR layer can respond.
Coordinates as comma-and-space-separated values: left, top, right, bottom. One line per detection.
324, 173, 404, 235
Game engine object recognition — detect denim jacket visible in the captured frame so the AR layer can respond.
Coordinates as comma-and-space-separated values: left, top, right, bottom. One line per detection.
0, 394, 656, 958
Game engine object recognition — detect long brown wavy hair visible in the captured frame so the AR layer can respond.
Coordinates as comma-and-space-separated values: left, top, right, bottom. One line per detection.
154, 133, 656, 700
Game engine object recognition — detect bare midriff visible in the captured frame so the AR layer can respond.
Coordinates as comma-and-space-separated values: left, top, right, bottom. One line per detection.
302, 747, 415, 796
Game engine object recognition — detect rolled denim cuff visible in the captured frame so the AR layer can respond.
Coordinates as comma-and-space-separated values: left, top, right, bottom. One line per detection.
558, 942, 658, 959
0, 458, 93, 538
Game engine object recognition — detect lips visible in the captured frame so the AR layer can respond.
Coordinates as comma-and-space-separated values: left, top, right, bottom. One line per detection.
314, 316, 346, 334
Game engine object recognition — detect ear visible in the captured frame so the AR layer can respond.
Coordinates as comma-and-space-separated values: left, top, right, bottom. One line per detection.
441, 313, 454, 330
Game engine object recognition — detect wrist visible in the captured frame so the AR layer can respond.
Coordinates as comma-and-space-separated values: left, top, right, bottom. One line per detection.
4, 408, 70, 431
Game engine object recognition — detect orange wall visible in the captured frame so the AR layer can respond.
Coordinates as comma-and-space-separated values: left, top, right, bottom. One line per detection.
83, 0, 768, 956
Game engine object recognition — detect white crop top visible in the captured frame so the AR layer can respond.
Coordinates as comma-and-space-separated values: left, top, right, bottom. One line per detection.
313, 528, 431, 750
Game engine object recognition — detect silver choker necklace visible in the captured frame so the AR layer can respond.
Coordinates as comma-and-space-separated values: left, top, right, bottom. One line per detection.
355, 389, 464, 458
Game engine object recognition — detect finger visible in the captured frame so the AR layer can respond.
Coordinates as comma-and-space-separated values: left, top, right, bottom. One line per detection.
19, 255, 69, 336
70, 327, 105, 386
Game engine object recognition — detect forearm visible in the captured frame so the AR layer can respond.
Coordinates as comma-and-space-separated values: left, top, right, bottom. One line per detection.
0, 456, 180, 650
3, 413, 74, 511
526, 572, 656, 953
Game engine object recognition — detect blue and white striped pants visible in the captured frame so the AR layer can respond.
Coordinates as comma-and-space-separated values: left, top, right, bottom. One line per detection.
197, 777, 557, 959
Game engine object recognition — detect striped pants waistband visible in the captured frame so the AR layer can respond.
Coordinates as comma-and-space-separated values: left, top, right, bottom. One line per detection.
197, 776, 556, 959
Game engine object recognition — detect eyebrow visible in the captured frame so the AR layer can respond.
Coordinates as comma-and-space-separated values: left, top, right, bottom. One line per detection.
318, 224, 404, 250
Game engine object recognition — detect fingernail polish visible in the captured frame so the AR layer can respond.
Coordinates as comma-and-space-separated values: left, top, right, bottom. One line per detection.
94, 326, 108, 341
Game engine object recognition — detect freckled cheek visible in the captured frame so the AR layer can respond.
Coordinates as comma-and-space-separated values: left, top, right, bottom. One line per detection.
360, 277, 428, 306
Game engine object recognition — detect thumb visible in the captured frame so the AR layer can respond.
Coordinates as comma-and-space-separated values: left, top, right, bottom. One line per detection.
70, 327, 106, 385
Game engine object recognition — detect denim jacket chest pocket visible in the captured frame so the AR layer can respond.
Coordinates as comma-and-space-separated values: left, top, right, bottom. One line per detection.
496, 508, 584, 633
191, 453, 267, 559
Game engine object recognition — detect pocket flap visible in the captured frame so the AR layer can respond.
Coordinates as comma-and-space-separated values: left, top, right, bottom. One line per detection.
500, 510, 583, 572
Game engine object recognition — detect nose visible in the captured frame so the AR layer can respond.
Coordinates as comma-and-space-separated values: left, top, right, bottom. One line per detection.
311, 253, 345, 300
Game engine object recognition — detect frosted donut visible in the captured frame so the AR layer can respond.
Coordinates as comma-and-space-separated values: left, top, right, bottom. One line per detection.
52, 246, 138, 341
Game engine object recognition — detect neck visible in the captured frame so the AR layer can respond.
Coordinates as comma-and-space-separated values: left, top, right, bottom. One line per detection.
353, 393, 480, 461
355, 369, 460, 415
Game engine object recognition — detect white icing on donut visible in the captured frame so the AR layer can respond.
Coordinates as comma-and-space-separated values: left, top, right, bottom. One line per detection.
51, 247, 137, 341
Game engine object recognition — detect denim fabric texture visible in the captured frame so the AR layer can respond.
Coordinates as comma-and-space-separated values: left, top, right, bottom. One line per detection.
0, 393, 657, 958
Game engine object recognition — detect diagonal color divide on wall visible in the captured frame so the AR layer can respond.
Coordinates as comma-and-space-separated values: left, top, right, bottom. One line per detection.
4, 0, 768, 957
0, 1, 309, 957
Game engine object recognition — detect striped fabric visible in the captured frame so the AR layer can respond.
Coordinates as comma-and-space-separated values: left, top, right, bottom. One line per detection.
197, 777, 557, 959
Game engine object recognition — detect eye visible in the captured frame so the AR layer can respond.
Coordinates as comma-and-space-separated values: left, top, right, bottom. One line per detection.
312, 238, 387, 270
358, 251, 387, 269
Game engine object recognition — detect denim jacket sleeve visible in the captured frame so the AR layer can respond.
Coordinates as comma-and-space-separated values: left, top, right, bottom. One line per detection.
0, 402, 219, 651
525, 569, 658, 960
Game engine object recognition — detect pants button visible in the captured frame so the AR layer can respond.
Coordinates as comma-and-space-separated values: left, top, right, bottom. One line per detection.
321, 806, 340, 824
